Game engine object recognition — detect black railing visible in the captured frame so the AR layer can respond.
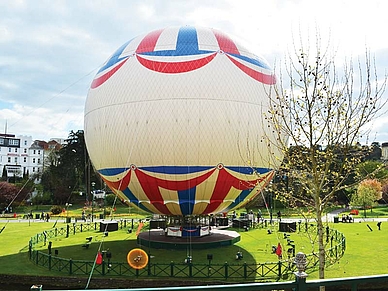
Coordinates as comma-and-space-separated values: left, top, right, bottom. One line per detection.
29, 220, 346, 281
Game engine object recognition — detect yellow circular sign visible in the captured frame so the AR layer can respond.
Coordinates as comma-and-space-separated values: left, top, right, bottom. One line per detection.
127, 248, 149, 269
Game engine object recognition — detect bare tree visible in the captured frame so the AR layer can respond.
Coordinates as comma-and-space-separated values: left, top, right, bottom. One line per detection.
263, 35, 387, 284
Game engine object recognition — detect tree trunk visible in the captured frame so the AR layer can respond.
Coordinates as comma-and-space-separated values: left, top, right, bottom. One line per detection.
316, 201, 326, 291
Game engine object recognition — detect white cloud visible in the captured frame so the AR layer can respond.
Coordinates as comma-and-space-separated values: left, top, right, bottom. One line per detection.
0, 0, 386, 143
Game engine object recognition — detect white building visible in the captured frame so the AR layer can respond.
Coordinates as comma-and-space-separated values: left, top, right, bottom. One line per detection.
0, 134, 44, 179
382, 142, 388, 160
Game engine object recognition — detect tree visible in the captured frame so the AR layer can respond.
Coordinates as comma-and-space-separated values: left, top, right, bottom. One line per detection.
0, 181, 23, 209
356, 160, 388, 180
351, 179, 382, 216
263, 35, 387, 283
41, 130, 103, 205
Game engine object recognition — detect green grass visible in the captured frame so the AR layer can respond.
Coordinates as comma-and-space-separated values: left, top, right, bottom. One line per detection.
1, 217, 387, 281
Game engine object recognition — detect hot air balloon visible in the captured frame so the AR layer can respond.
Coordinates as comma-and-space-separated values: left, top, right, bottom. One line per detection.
84, 26, 282, 217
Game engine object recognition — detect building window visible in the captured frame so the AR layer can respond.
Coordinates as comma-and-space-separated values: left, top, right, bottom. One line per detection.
14, 157, 17, 163
23, 157, 26, 163
38, 150, 41, 154
32, 167, 35, 172
33, 158, 36, 163
7, 157, 11, 163
33, 150, 36, 154
37, 158, 41, 164
15, 148, 17, 153
24, 140, 27, 146
24, 148, 27, 153
0, 138, 4, 145
8, 139, 19, 146
8, 148, 11, 152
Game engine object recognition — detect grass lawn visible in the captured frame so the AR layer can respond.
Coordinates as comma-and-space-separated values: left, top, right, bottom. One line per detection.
1, 217, 387, 281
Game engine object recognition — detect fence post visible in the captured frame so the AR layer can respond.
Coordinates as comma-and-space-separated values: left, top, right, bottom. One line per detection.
243, 262, 247, 279
224, 262, 228, 279
81, 224, 83, 232
49, 254, 52, 270
66, 224, 69, 238
278, 260, 282, 279
189, 262, 193, 277
29, 240, 32, 259
294, 252, 308, 291
73, 223, 76, 235
296, 275, 307, 291
36, 251, 39, 265
170, 261, 174, 277
55, 228, 57, 237
102, 261, 106, 275
69, 259, 73, 275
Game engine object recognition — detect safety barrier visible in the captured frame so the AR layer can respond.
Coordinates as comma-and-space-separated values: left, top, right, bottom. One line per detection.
29, 220, 346, 281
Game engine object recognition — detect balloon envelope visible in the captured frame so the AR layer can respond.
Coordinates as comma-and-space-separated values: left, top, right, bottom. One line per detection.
84, 26, 282, 216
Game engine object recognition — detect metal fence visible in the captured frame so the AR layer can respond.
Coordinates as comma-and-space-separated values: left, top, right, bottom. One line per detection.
29, 220, 346, 281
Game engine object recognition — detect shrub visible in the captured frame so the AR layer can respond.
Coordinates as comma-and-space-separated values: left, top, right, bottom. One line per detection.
50, 205, 63, 215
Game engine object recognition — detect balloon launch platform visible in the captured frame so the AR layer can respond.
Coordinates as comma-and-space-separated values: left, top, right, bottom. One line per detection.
137, 228, 241, 249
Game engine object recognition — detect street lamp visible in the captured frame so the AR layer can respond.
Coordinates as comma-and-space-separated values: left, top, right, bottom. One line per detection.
65, 202, 72, 223
91, 182, 95, 222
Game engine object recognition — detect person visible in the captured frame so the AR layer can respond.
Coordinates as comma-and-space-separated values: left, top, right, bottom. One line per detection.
46, 213, 50, 222
257, 210, 262, 223
82, 210, 86, 222
377, 221, 382, 230
277, 211, 281, 222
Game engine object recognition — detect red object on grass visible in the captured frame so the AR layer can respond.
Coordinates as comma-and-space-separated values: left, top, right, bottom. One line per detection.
275, 242, 282, 258
96, 252, 103, 265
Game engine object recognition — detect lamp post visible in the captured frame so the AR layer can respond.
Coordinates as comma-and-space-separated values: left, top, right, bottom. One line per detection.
91, 182, 95, 222
65, 202, 72, 223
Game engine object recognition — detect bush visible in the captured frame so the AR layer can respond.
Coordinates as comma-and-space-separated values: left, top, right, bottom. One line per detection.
50, 205, 63, 215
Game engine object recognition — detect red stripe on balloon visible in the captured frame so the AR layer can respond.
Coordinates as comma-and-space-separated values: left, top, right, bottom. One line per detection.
203, 168, 265, 214
136, 53, 217, 73
134, 168, 216, 215
91, 59, 128, 89
101, 170, 132, 191
212, 29, 240, 55
136, 29, 164, 53
226, 55, 276, 85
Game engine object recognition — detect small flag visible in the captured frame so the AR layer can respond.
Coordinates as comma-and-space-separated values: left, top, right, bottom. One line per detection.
96, 251, 103, 265
275, 242, 282, 258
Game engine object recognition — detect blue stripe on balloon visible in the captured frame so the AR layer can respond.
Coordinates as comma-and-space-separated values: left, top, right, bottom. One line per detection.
96, 39, 131, 74
121, 188, 140, 204
140, 166, 213, 174
99, 166, 270, 176
227, 166, 270, 175
226, 189, 253, 210
139, 27, 212, 57
177, 186, 196, 215
99, 168, 129, 176
176, 26, 199, 55
229, 53, 271, 70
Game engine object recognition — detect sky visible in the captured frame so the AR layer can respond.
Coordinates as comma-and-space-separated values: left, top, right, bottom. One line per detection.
1, 0, 388, 143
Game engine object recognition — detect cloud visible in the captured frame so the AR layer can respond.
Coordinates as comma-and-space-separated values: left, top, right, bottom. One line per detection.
0, 0, 387, 143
